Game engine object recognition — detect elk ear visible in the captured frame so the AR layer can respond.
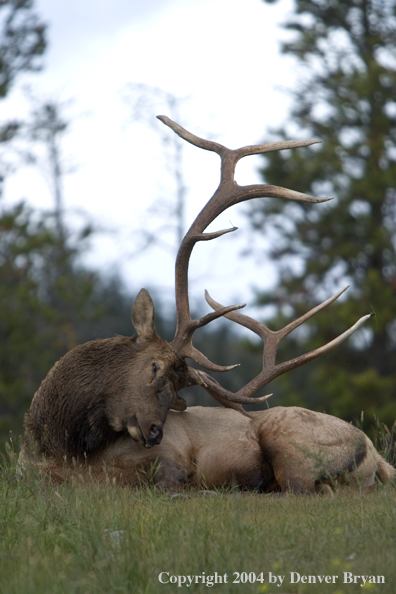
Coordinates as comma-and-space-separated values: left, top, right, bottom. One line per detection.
171, 396, 187, 412
131, 289, 157, 341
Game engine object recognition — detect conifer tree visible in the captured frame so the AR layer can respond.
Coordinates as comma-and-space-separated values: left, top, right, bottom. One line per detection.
0, 0, 46, 161
0, 0, 46, 98
248, 0, 396, 424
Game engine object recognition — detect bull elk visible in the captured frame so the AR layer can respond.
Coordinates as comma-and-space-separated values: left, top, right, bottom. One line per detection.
19, 116, 395, 493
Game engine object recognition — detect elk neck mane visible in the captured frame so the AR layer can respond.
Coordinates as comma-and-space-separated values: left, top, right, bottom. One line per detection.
24, 334, 150, 459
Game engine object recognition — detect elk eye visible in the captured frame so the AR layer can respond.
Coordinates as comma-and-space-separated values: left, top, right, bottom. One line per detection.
152, 362, 158, 375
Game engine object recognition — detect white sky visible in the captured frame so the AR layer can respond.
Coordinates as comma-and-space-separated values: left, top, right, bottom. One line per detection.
3, 0, 299, 316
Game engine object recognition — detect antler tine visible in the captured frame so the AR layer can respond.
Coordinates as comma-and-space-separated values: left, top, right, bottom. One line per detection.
174, 301, 247, 373
195, 370, 273, 408
185, 368, 263, 417
205, 287, 351, 362
205, 290, 374, 402
157, 115, 334, 373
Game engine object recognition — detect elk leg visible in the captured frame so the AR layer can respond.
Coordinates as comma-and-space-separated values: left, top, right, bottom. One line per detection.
270, 463, 316, 494
258, 439, 316, 494
87, 457, 191, 489
153, 457, 191, 491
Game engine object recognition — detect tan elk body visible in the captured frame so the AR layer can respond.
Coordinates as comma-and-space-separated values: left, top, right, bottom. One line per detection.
21, 406, 394, 493
20, 117, 395, 493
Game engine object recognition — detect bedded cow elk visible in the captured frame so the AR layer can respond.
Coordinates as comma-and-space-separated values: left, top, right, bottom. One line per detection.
20, 116, 394, 492
48, 404, 392, 493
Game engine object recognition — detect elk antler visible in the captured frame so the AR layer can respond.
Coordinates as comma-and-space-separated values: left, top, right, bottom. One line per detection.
157, 116, 371, 408
158, 117, 331, 368
203, 289, 373, 404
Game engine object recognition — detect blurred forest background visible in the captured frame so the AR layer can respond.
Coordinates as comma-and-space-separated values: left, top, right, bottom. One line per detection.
0, 0, 395, 448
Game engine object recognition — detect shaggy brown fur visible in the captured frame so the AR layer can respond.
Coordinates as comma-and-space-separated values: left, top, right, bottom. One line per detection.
22, 290, 188, 460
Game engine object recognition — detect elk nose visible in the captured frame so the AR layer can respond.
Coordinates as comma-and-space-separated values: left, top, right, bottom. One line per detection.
145, 424, 163, 448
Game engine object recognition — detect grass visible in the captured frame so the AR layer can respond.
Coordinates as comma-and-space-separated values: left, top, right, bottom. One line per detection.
1, 440, 396, 594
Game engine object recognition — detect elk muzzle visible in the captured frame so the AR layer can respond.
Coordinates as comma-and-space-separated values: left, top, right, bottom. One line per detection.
127, 415, 163, 448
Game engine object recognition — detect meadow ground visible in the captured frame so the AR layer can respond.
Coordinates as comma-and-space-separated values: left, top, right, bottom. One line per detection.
1, 442, 395, 594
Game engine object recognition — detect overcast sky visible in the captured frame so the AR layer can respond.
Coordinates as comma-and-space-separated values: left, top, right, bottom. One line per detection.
3, 0, 300, 316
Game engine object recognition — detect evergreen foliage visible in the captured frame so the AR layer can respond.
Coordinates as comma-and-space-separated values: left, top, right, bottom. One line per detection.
0, 0, 46, 157
0, 200, 113, 443
0, 0, 46, 99
247, 0, 396, 424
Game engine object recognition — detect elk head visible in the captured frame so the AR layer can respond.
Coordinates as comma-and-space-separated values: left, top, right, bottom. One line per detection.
25, 287, 192, 456
114, 288, 189, 447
